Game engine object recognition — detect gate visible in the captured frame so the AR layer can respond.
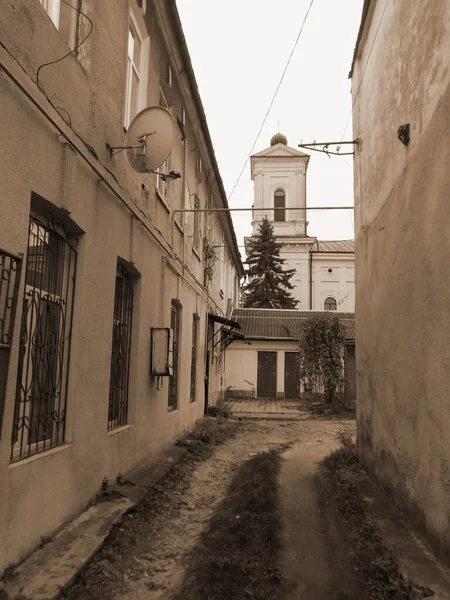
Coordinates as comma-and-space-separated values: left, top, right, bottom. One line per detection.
284, 352, 300, 398
257, 351, 276, 397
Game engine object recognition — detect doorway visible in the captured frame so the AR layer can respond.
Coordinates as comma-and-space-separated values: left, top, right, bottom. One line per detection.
284, 352, 300, 398
257, 351, 277, 397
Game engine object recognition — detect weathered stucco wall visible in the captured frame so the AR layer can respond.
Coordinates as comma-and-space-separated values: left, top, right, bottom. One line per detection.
352, 0, 450, 561
0, 0, 242, 572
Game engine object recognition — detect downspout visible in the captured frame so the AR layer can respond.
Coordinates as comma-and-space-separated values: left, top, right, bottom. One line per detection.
309, 249, 313, 309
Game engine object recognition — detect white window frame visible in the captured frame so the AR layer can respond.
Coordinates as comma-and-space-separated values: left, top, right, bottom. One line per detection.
39, 0, 60, 28
124, 10, 149, 129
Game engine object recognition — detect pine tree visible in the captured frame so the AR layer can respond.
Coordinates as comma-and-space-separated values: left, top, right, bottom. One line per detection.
242, 217, 298, 309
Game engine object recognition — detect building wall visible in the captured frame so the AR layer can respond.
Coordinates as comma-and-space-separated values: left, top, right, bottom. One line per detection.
225, 340, 299, 398
280, 248, 355, 311
352, 0, 450, 561
0, 0, 242, 572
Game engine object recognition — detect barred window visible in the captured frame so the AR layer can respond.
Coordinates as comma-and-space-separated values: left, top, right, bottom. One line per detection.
108, 263, 133, 430
190, 315, 199, 402
168, 300, 181, 411
12, 216, 77, 461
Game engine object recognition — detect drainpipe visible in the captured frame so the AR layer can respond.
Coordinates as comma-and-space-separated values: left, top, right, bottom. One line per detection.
309, 249, 313, 309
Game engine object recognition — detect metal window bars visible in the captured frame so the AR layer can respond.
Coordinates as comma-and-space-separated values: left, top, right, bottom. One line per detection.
11, 215, 77, 461
168, 300, 180, 411
0, 248, 23, 438
108, 263, 133, 430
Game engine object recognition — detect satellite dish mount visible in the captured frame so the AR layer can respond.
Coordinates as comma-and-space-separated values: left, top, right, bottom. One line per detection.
107, 106, 180, 179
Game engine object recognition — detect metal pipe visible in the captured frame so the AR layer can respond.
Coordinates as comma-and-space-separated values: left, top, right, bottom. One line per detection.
173, 206, 354, 214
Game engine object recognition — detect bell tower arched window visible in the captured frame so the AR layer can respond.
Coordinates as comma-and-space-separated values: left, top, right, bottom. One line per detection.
274, 189, 285, 221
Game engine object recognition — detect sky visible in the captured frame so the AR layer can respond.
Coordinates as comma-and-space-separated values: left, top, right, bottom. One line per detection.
176, 0, 364, 252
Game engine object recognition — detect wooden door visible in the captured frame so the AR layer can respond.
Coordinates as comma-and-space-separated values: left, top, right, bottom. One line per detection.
257, 352, 277, 398
285, 352, 300, 398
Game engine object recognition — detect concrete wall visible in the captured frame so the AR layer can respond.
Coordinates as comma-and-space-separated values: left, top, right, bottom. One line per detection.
352, 0, 450, 561
225, 340, 298, 398
0, 0, 242, 572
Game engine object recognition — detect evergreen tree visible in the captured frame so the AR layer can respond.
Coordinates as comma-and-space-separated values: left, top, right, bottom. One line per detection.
242, 217, 298, 309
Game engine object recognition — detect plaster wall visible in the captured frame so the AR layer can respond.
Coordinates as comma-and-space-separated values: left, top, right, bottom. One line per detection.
352, 0, 450, 561
225, 340, 298, 398
251, 151, 308, 237
0, 0, 242, 572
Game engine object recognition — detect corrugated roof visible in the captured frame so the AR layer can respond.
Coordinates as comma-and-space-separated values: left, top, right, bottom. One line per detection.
232, 309, 355, 342
312, 240, 355, 253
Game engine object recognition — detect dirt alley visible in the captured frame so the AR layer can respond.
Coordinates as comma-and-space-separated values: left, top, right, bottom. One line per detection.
68, 410, 363, 600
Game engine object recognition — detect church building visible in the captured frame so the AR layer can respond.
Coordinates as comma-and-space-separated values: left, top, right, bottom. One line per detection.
245, 133, 355, 312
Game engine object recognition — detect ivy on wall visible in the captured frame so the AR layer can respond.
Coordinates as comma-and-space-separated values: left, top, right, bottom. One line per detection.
298, 314, 345, 404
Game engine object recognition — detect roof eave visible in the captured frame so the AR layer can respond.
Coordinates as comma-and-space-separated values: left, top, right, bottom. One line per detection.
349, 0, 372, 79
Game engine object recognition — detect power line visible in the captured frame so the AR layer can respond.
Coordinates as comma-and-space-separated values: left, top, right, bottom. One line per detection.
341, 0, 391, 141
227, 0, 315, 202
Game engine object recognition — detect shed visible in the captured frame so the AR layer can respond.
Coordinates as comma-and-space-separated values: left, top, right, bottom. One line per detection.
224, 309, 355, 400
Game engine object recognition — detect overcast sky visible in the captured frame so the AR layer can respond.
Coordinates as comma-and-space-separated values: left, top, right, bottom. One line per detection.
177, 0, 364, 252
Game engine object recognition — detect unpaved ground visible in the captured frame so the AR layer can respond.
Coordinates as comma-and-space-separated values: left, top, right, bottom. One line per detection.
69, 415, 356, 599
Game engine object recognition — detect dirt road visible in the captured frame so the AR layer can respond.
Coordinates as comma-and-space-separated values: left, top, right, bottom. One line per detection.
69, 411, 360, 599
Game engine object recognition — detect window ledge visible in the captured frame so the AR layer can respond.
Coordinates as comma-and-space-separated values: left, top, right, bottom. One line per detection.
107, 423, 134, 436
9, 442, 73, 468
156, 189, 171, 214
174, 220, 184, 235
168, 407, 179, 414
192, 247, 201, 261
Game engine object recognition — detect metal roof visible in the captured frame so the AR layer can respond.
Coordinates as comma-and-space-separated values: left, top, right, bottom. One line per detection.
232, 309, 355, 342
312, 240, 355, 253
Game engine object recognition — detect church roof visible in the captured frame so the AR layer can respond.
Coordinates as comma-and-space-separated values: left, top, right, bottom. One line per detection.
232, 309, 355, 342
312, 240, 354, 253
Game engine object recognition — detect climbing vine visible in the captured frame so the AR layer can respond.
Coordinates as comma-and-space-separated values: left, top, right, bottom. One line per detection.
297, 314, 345, 404
203, 235, 219, 286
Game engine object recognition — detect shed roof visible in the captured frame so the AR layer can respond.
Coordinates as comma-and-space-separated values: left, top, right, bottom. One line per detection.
312, 240, 355, 253
232, 309, 355, 342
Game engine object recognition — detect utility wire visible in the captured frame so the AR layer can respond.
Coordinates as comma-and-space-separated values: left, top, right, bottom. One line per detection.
341, 0, 391, 141
228, 0, 315, 202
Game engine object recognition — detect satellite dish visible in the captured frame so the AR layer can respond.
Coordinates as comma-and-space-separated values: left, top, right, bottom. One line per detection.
125, 106, 175, 173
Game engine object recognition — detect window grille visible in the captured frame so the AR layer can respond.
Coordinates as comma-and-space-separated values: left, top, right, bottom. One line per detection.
274, 189, 286, 221
168, 300, 180, 411
0, 248, 22, 437
108, 263, 133, 430
11, 216, 77, 461
190, 316, 199, 402
324, 297, 337, 311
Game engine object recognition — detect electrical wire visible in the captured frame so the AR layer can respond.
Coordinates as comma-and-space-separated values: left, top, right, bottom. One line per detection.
227, 0, 315, 202
36, 0, 94, 91
340, 0, 391, 141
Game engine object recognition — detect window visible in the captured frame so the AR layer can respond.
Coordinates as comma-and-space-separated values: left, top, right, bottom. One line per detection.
39, 0, 79, 50
12, 215, 77, 461
168, 64, 173, 87
108, 263, 134, 430
274, 189, 285, 221
156, 87, 171, 202
39, 0, 60, 28
124, 10, 149, 129
190, 316, 199, 402
124, 21, 142, 128
193, 195, 201, 250
168, 300, 181, 411
324, 297, 337, 311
